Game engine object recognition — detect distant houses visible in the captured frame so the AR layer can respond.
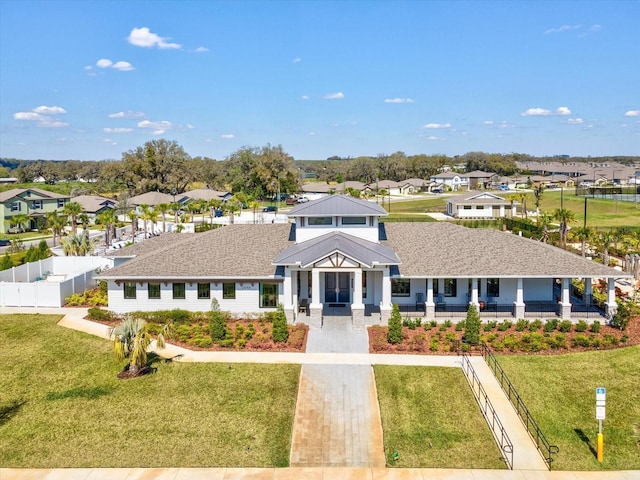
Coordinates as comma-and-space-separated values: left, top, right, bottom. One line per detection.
0, 188, 69, 234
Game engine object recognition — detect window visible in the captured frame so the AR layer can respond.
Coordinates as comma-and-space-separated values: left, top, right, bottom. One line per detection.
57, 199, 66, 208
444, 279, 457, 297
198, 283, 211, 299
259, 283, 278, 308
308, 216, 332, 226
391, 278, 410, 297
173, 283, 186, 299
222, 282, 235, 299
341, 216, 366, 225
487, 278, 500, 297
10, 202, 21, 212
124, 282, 136, 299
148, 283, 161, 299
476, 205, 484, 210
463, 205, 472, 210
31, 200, 43, 210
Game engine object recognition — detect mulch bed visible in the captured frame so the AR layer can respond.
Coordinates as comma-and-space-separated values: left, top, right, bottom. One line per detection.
369, 316, 640, 355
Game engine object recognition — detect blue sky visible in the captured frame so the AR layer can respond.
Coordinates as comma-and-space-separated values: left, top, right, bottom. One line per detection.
1, 0, 638, 161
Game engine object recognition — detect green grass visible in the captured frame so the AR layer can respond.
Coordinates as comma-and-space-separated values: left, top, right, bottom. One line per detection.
386, 197, 448, 214
497, 346, 640, 470
374, 365, 506, 469
0, 314, 300, 468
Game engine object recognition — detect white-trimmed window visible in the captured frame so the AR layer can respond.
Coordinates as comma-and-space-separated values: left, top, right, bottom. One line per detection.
10, 202, 21, 212
259, 283, 278, 308
173, 283, 186, 299
31, 200, 43, 210
391, 278, 410, 297
341, 216, 366, 225
444, 279, 457, 297
148, 283, 161, 299
308, 216, 332, 226
198, 283, 211, 299
124, 282, 136, 299
222, 282, 235, 299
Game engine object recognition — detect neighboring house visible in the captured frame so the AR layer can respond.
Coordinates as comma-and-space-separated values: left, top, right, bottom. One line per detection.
465, 171, 499, 190
429, 171, 467, 191
129, 191, 176, 208
181, 188, 232, 203
374, 180, 401, 195
99, 195, 627, 328
72, 195, 116, 220
0, 177, 18, 184
398, 178, 430, 194
446, 191, 514, 219
0, 188, 69, 233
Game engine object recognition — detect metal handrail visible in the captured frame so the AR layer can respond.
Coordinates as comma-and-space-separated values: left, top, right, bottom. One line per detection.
480, 342, 559, 468
459, 351, 514, 470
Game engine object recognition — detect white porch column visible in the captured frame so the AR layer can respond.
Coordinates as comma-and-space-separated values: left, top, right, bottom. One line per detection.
470, 278, 479, 307
283, 267, 294, 324
291, 270, 298, 323
514, 277, 525, 319
425, 278, 435, 318
352, 269, 365, 329
584, 278, 593, 305
560, 277, 572, 320
380, 267, 392, 323
308, 269, 323, 329
606, 277, 617, 317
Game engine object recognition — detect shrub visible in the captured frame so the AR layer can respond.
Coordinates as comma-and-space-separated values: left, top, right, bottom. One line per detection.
610, 297, 639, 331
455, 320, 465, 331
484, 321, 497, 332
603, 334, 619, 347
87, 307, 116, 322
498, 320, 512, 332
387, 304, 403, 344
175, 325, 192, 343
515, 319, 528, 332
544, 319, 559, 332
463, 304, 481, 346
521, 333, 545, 352
503, 335, 520, 351
621, 334, 629, 343
218, 338, 235, 348
209, 299, 227, 341
558, 320, 572, 333
549, 333, 567, 349
429, 338, 439, 351
528, 319, 543, 331
573, 334, 591, 347
402, 317, 421, 330
590, 321, 601, 333
575, 320, 588, 332
272, 305, 289, 343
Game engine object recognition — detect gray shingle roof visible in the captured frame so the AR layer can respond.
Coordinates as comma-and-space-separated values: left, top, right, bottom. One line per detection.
100, 224, 294, 279
106, 233, 197, 257
447, 191, 512, 206
128, 191, 174, 206
382, 222, 626, 278
288, 194, 387, 217
0, 188, 68, 202
72, 195, 115, 214
273, 231, 400, 268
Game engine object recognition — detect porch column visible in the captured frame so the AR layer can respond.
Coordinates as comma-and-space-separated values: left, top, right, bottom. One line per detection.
470, 278, 479, 307
291, 270, 298, 324
514, 277, 525, 319
584, 278, 593, 305
352, 269, 365, 329
606, 277, 617, 318
425, 278, 435, 318
560, 277, 572, 320
309, 268, 322, 329
283, 268, 294, 324
380, 267, 392, 323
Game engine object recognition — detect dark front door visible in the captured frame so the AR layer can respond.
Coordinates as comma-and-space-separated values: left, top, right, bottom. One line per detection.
325, 272, 350, 304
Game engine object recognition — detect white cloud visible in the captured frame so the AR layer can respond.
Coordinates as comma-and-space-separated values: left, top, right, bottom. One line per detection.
545, 24, 581, 34
112, 61, 134, 71
108, 111, 144, 119
128, 27, 182, 49
309, 132, 316, 136
103, 127, 133, 133
84, 65, 93, 71
427, 136, 440, 141
138, 120, 173, 130
483, 120, 494, 126
293, 57, 302, 63
624, 110, 640, 117
153, 129, 165, 135
422, 122, 451, 129
13, 105, 68, 128
220, 134, 235, 139
301, 95, 310, 100
567, 118, 583, 124
195, 46, 209, 53
97, 58, 113, 68
521, 106, 571, 116
33, 105, 66, 115
323, 92, 344, 100
590, 24, 602, 32
384, 98, 414, 104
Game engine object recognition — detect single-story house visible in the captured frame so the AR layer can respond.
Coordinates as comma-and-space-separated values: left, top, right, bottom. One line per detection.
181, 188, 232, 203
446, 191, 515, 219
0, 188, 69, 233
129, 191, 176, 207
398, 178, 430, 194
72, 195, 116, 220
99, 195, 627, 329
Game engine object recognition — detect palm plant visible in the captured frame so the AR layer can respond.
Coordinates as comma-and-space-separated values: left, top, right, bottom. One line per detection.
572, 226, 592, 257
145, 208, 160, 235
138, 204, 151, 238
63, 201, 83, 235
155, 203, 170, 232
518, 192, 528, 219
506, 193, 518, 218
226, 203, 240, 224
207, 199, 222, 223
248, 200, 260, 224
10, 213, 30, 233
96, 208, 118, 246
127, 209, 138, 240
170, 202, 182, 224
45, 212, 67, 247
553, 208, 576, 247
538, 211, 553, 243
78, 212, 90, 237
109, 316, 174, 376
61, 233, 97, 256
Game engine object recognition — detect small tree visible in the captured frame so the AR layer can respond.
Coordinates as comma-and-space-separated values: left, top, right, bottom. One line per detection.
610, 295, 639, 331
387, 303, 403, 344
109, 316, 174, 376
463, 303, 481, 346
209, 298, 227, 341
0, 252, 13, 271
272, 304, 289, 343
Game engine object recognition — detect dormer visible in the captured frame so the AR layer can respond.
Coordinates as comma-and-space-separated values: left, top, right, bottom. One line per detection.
288, 195, 387, 243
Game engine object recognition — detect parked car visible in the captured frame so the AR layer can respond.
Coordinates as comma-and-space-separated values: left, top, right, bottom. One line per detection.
297, 196, 309, 203
214, 209, 223, 217
498, 185, 510, 191
285, 197, 298, 205
0, 238, 10, 247
263, 206, 276, 212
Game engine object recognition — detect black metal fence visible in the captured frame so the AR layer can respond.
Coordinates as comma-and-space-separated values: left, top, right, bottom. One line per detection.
480, 343, 559, 468
459, 351, 514, 470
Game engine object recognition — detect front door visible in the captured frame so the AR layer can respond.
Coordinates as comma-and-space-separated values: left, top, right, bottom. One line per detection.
324, 272, 350, 304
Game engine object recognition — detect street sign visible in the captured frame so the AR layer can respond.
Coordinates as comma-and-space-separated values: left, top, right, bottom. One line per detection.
596, 406, 606, 420
596, 387, 606, 402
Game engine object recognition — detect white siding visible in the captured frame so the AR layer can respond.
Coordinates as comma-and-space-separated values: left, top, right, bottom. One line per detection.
295, 216, 380, 243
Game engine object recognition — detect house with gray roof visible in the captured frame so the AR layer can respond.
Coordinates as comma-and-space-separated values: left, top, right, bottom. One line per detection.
72, 195, 116, 220
446, 191, 515, 219
0, 188, 69, 233
99, 195, 628, 328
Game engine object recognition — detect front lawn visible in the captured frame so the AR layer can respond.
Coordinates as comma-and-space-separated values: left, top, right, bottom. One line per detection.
374, 365, 506, 469
0, 314, 300, 468
497, 346, 640, 470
